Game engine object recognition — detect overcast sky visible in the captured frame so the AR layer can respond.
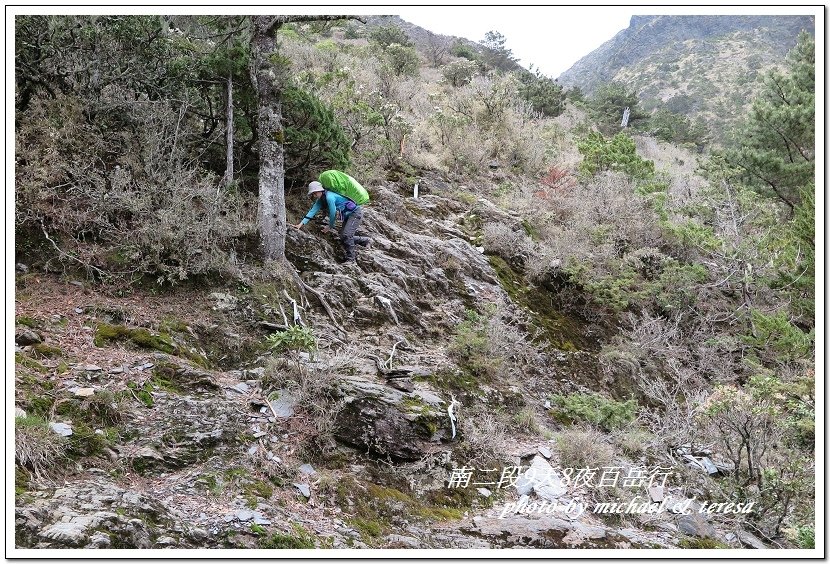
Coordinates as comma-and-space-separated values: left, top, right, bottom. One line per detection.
397, 6, 631, 78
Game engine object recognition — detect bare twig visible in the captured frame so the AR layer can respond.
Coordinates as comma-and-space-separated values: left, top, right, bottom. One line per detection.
385, 339, 404, 371
40, 221, 107, 279
282, 289, 302, 326
277, 300, 289, 328
263, 394, 280, 421
300, 280, 346, 334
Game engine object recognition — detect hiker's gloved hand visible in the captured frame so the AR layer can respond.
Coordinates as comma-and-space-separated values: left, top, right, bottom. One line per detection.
293, 223, 303, 230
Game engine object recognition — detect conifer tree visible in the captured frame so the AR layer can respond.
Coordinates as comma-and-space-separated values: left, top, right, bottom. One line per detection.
722, 31, 814, 213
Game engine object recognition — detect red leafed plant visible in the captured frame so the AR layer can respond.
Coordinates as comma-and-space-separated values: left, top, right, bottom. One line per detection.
539, 165, 576, 195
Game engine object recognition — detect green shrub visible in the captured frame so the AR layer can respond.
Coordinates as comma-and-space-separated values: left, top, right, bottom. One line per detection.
384, 44, 419, 77
369, 24, 412, 48
282, 86, 351, 183
450, 40, 477, 61
448, 309, 502, 379
518, 67, 566, 117
796, 525, 815, 549
577, 131, 655, 180
580, 265, 641, 312
744, 310, 814, 361
266, 325, 317, 355
587, 81, 648, 132
701, 374, 814, 536
650, 263, 707, 312
259, 523, 316, 549
442, 59, 478, 87
647, 108, 707, 146
549, 392, 637, 431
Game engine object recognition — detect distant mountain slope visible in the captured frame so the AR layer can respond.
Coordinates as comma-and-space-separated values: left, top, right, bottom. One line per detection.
371, 15, 526, 73
558, 15, 815, 141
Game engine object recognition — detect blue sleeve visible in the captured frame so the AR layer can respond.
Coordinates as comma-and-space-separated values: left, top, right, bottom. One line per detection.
300, 199, 322, 225
325, 192, 337, 228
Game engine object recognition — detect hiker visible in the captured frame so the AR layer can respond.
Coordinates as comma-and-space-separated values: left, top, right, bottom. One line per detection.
293, 170, 372, 263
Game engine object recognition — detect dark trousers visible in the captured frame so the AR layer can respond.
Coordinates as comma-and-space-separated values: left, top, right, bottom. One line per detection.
340, 207, 371, 260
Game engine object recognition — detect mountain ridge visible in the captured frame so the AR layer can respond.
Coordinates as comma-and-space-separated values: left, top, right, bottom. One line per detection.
558, 14, 815, 91
556, 14, 814, 141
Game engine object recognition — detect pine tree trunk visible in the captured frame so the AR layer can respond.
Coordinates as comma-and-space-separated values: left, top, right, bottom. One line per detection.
250, 16, 287, 262
248, 15, 359, 262
223, 70, 234, 188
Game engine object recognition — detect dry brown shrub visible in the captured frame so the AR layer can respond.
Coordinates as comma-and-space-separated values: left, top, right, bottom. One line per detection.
456, 406, 512, 468
15, 417, 69, 481
482, 221, 533, 262
555, 427, 615, 470
16, 94, 255, 284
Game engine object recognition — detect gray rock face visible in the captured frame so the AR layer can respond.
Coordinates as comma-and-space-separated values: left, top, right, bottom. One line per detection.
209, 292, 238, 311
463, 515, 617, 548
736, 528, 767, 549
676, 511, 718, 539
290, 185, 506, 330
15, 328, 43, 346
40, 522, 89, 547
118, 384, 246, 473
235, 509, 254, 522
151, 360, 219, 393
49, 422, 73, 437
514, 456, 567, 501
332, 377, 451, 460
87, 530, 112, 548
385, 534, 422, 549
298, 463, 317, 476
388, 379, 415, 392
15, 480, 200, 549
69, 387, 96, 397
269, 389, 298, 418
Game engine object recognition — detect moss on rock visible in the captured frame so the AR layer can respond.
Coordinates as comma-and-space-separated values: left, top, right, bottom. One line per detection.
488, 255, 598, 352
94, 323, 176, 354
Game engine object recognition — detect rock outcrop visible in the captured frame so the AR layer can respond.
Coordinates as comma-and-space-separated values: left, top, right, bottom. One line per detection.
332, 377, 454, 460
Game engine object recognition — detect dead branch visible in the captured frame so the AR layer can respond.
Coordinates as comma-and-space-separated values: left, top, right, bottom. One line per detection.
40, 221, 107, 279
385, 339, 404, 370
282, 289, 303, 326
301, 280, 347, 335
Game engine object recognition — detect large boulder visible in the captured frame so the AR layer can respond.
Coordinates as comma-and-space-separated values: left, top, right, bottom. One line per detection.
675, 510, 719, 540
462, 514, 624, 549
332, 377, 453, 460
15, 327, 42, 346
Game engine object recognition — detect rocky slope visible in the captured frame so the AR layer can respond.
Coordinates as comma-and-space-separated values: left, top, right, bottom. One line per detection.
15, 174, 769, 551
